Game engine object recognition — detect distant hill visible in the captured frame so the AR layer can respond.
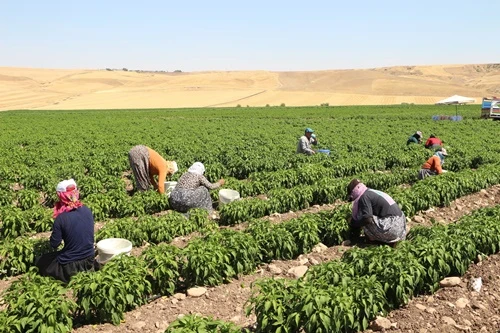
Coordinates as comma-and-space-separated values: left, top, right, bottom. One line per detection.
0, 64, 499, 111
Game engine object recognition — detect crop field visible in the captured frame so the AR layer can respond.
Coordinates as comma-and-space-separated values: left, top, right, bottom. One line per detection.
1, 104, 500, 332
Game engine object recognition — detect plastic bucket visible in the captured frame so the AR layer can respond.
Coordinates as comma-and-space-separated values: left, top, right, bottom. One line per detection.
164, 181, 177, 197
96, 238, 132, 264
318, 149, 330, 156
219, 189, 240, 205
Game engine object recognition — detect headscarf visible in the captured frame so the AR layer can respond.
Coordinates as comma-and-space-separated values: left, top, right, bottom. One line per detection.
188, 162, 205, 175
166, 161, 178, 175
347, 179, 368, 220
434, 147, 448, 165
416, 131, 422, 139
53, 179, 83, 218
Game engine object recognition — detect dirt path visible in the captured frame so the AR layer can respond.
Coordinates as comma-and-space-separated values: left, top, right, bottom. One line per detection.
73, 244, 350, 333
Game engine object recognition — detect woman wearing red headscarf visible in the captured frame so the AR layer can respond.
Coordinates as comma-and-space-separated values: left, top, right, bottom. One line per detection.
36, 179, 95, 283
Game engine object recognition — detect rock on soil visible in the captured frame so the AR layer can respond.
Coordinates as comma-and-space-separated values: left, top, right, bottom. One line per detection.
439, 277, 461, 287
298, 255, 309, 265
187, 287, 207, 297
309, 257, 320, 265
413, 216, 425, 223
173, 293, 186, 300
312, 243, 328, 253
370, 316, 392, 331
287, 266, 308, 278
441, 316, 456, 326
267, 264, 283, 275
415, 303, 427, 311
455, 297, 469, 309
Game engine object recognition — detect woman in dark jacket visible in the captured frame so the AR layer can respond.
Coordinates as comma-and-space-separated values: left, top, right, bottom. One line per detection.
347, 179, 406, 246
36, 179, 95, 283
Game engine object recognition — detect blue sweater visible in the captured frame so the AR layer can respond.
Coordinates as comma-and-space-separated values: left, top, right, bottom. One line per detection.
50, 206, 95, 264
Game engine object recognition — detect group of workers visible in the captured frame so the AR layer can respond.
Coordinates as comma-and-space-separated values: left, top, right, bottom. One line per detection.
36, 129, 451, 283
127, 145, 223, 213
294, 128, 450, 248
37, 145, 226, 283
297, 128, 449, 181
406, 131, 448, 179
345, 130, 451, 247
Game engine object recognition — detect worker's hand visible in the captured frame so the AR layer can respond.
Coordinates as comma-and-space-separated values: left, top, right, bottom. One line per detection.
311, 151, 316, 154
219, 179, 225, 186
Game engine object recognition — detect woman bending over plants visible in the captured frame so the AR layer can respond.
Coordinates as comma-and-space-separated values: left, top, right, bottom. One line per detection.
169, 162, 224, 213
128, 145, 178, 194
36, 179, 96, 283
347, 178, 406, 247
418, 147, 448, 180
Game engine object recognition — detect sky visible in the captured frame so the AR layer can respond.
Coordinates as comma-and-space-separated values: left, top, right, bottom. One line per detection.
1, 0, 498, 71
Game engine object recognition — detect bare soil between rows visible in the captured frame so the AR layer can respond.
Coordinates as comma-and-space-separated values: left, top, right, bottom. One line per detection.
363, 254, 500, 333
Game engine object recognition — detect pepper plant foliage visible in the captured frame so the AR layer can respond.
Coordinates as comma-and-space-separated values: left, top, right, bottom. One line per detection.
164, 314, 242, 333
180, 236, 234, 287
141, 243, 180, 296
0, 269, 76, 333
0, 236, 52, 278
69, 255, 151, 325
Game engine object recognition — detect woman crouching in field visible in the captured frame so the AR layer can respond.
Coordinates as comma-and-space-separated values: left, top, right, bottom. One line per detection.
169, 162, 224, 213
36, 179, 95, 283
347, 179, 406, 247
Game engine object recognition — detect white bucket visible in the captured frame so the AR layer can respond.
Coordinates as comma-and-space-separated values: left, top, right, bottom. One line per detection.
96, 238, 133, 264
219, 189, 240, 205
164, 181, 177, 197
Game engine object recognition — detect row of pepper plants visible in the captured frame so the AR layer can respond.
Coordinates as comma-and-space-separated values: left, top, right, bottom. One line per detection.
223, 143, 499, 200
0, 143, 495, 241
219, 154, 500, 225
0, 188, 171, 240
0, 144, 427, 238
0, 209, 214, 279
2, 160, 499, 281
3, 163, 500, 331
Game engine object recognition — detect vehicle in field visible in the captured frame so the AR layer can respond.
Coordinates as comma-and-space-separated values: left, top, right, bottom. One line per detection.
481, 97, 500, 120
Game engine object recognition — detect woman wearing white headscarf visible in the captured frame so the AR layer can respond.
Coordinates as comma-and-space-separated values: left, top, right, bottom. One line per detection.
169, 162, 225, 213
36, 179, 96, 283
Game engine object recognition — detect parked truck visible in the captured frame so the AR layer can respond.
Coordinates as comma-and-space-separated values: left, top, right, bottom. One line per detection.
481, 97, 500, 120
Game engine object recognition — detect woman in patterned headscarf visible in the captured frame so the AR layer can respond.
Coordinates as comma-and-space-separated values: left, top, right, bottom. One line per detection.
169, 162, 225, 213
347, 179, 406, 246
128, 145, 178, 194
36, 179, 96, 283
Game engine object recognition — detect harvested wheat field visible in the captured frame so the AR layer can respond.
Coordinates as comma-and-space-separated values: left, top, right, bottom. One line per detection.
1, 64, 499, 111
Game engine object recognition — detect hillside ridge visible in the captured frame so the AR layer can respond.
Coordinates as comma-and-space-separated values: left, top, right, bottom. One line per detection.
0, 64, 499, 110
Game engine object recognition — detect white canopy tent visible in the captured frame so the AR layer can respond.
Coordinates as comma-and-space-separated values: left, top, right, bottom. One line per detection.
435, 95, 475, 116
435, 95, 475, 105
